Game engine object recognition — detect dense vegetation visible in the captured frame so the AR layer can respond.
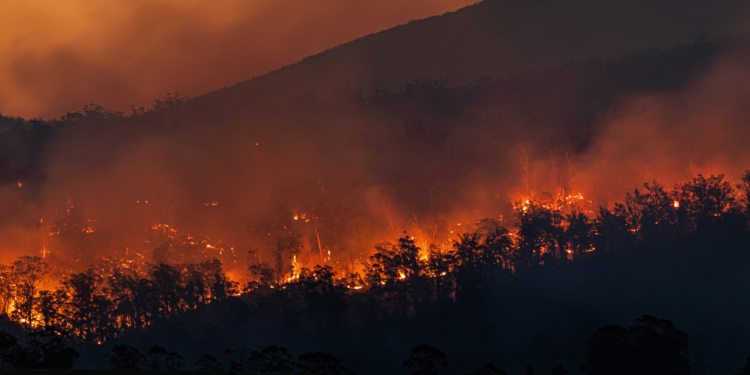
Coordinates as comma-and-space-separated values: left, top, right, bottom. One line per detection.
0, 172, 749, 373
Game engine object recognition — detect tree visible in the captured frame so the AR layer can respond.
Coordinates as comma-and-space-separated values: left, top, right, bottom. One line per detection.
425, 244, 455, 302
737, 171, 750, 219
286, 265, 349, 331
199, 259, 237, 301
273, 231, 303, 284
37, 289, 68, 332
194, 353, 222, 371
584, 315, 690, 375
403, 343, 449, 375
248, 255, 276, 287
106, 344, 146, 370
165, 351, 183, 371
148, 263, 183, 318
0, 265, 15, 315
523, 365, 536, 375
463, 362, 508, 375
297, 351, 356, 375
256, 345, 296, 373
64, 270, 113, 342
147, 345, 168, 370
564, 212, 594, 261
365, 236, 426, 310
550, 363, 568, 375
679, 174, 737, 231
224, 348, 247, 372
107, 267, 146, 331
10, 256, 49, 329
515, 204, 563, 270
21, 328, 79, 369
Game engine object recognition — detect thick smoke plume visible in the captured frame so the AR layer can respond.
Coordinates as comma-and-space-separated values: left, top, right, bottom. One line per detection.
570, 39, 750, 205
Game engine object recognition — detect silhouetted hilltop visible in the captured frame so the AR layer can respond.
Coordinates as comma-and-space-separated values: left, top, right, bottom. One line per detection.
208, 0, 747, 106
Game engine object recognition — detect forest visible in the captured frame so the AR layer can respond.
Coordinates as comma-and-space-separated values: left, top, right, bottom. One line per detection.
0, 35, 747, 374
0, 171, 749, 374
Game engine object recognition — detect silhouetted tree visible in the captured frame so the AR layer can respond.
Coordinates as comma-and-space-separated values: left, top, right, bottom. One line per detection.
463, 362, 508, 375
0, 265, 14, 315
679, 174, 737, 231
200, 258, 237, 301
286, 265, 349, 331
565, 212, 593, 261
165, 351, 183, 371
550, 363, 568, 375
737, 171, 750, 220
21, 328, 79, 369
194, 353, 222, 371
248, 257, 276, 287
584, 315, 690, 375
515, 203, 563, 270
244, 345, 295, 373
10, 256, 49, 329
273, 231, 303, 284
106, 344, 146, 370
297, 351, 356, 375
64, 270, 112, 342
594, 205, 636, 254
425, 244, 455, 302
148, 345, 168, 370
403, 343, 449, 375
365, 236, 425, 311
37, 289, 67, 331
523, 365, 536, 375
148, 263, 183, 318
224, 348, 247, 372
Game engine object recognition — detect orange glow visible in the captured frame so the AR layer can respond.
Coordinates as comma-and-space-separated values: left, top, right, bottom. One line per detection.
0, 0, 477, 119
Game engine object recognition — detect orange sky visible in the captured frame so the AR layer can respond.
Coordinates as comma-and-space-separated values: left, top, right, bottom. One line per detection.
0, 0, 477, 119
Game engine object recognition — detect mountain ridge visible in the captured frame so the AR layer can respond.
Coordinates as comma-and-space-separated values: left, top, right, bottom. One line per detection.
206, 0, 748, 107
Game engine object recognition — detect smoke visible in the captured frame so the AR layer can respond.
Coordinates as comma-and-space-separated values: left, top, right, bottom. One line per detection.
0, 0, 477, 119
570, 38, 750, 205
2, 1, 750, 283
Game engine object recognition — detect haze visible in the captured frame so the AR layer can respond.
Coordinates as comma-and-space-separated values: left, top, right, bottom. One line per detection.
0, 0, 477, 119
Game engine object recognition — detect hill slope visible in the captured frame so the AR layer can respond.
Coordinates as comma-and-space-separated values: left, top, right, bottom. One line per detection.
209, 0, 748, 106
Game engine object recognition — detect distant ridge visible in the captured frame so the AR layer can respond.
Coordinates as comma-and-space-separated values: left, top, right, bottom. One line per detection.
208, 0, 748, 106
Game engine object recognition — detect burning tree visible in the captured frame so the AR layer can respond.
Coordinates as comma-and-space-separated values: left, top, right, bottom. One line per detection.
10, 256, 49, 329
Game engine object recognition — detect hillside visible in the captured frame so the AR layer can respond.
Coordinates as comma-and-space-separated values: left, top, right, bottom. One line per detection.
208, 0, 748, 107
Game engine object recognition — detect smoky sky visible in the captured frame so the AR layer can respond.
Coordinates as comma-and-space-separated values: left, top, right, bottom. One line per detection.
2, 0, 749, 120
1, 0, 750, 273
0, 0, 478, 119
